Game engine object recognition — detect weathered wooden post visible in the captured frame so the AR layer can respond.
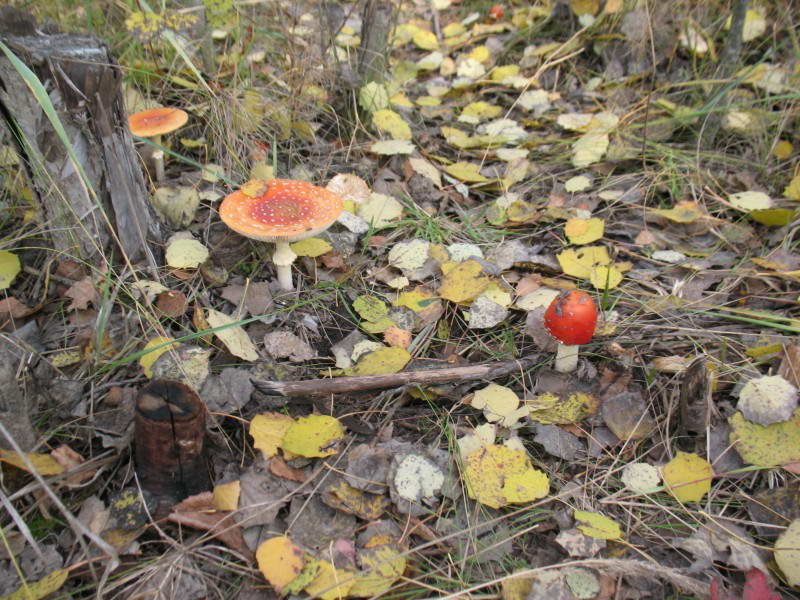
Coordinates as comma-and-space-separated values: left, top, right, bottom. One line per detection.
0, 7, 162, 266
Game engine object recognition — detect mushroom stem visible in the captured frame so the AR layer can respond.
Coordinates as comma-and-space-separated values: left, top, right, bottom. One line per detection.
272, 241, 298, 291
152, 135, 165, 182
554, 343, 579, 373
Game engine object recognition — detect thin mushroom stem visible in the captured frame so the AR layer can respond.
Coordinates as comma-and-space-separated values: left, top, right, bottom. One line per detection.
152, 135, 165, 182
272, 241, 298, 291
554, 343, 579, 373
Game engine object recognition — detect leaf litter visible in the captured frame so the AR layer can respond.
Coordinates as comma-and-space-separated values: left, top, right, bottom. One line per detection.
5, 0, 800, 598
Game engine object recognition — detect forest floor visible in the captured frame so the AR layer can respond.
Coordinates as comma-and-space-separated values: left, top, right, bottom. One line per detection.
1, 1, 800, 599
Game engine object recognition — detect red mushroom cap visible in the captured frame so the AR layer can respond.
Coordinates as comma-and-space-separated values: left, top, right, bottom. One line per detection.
128, 107, 188, 137
219, 179, 344, 242
543, 290, 597, 345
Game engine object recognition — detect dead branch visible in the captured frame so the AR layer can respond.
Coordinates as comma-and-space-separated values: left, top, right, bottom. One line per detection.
251, 355, 538, 397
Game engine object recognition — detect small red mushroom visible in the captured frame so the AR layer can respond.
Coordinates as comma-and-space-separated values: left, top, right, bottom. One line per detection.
128, 107, 188, 182
488, 4, 504, 20
543, 289, 597, 373
219, 179, 344, 291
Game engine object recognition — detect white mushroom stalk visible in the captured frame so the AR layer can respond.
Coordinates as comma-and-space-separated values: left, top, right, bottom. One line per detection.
272, 241, 298, 291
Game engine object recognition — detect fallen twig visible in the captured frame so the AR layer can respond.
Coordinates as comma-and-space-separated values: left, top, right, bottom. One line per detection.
251, 355, 538, 397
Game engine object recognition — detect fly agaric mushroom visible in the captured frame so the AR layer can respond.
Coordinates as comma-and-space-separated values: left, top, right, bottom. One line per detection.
219, 179, 344, 291
128, 107, 188, 182
543, 289, 597, 373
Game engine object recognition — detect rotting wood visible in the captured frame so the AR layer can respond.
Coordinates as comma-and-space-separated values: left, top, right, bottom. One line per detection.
135, 380, 210, 517
252, 355, 538, 397
0, 7, 162, 267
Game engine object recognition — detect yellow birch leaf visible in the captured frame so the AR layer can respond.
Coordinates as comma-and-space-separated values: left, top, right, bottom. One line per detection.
784, 174, 800, 201
256, 536, 305, 593
372, 109, 412, 140
570, 0, 600, 16
139, 336, 177, 378
303, 560, 355, 600
565, 218, 604, 245
728, 191, 772, 211
165, 239, 209, 269
459, 101, 503, 125
651, 201, 705, 223
290, 237, 332, 257
527, 392, 599, 425
749, 208, 797, 226
394, 287, 438, 312
444, 161, 489, 183
412, 29, 439, 51
661, 451, 713, 503
775, 520, 800, 587
323, 479, 389, 520
353, 295, 389, 322
1, 568, 68, 600
491, 65, 521, 81
369, 139, 415, 155
589, 264, 623, 290
205, 308, 259, 361
572, 132, 609, 167
240, 179, 269, 198
0, 449, 64, 476
0, 250, 21, 290
464, 445, 549, 508
281, 415, 345, 458
773, 140, 793, 160
728, 409, 800, 467
574, 510, 622, 540
346, 347, 411, 376
438, 260, 491, 303
249, 412, 294, 457
557, 246, 611, 279
349, 545, 406, 597
212, 480, 240, 511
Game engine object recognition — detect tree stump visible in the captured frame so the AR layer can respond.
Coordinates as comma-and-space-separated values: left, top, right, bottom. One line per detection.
0, 8, 162, 266
135, 380, 210, 515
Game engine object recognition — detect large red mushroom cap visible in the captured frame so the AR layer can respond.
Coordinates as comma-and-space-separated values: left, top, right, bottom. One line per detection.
128, 107, 188, 138
543, 290, 597, 345
219, 179, 344, 242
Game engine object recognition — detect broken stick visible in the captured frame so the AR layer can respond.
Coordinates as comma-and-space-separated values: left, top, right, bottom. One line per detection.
251, 355, 538, 397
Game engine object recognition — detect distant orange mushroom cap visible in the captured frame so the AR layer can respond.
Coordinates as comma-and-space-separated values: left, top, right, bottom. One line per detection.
219, 179, 344, 242
128, 107, 188, 137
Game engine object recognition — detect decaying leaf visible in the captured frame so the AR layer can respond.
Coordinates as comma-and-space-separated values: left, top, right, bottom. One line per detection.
438, 260, 491, 303
621, 463, 661, 494
737, 375, 798, 426
165, 238, 209, 269
729, 409, 800, 467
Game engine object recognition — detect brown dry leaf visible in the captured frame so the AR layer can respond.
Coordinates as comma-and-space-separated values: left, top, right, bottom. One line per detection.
50, 444, 93, 485
155, 290, 188, 319
269, 455, 306, 482
602, 391, 655, 440
169, 492, 251, 558
64, 276, 97, 310
0, 296, 35, 321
